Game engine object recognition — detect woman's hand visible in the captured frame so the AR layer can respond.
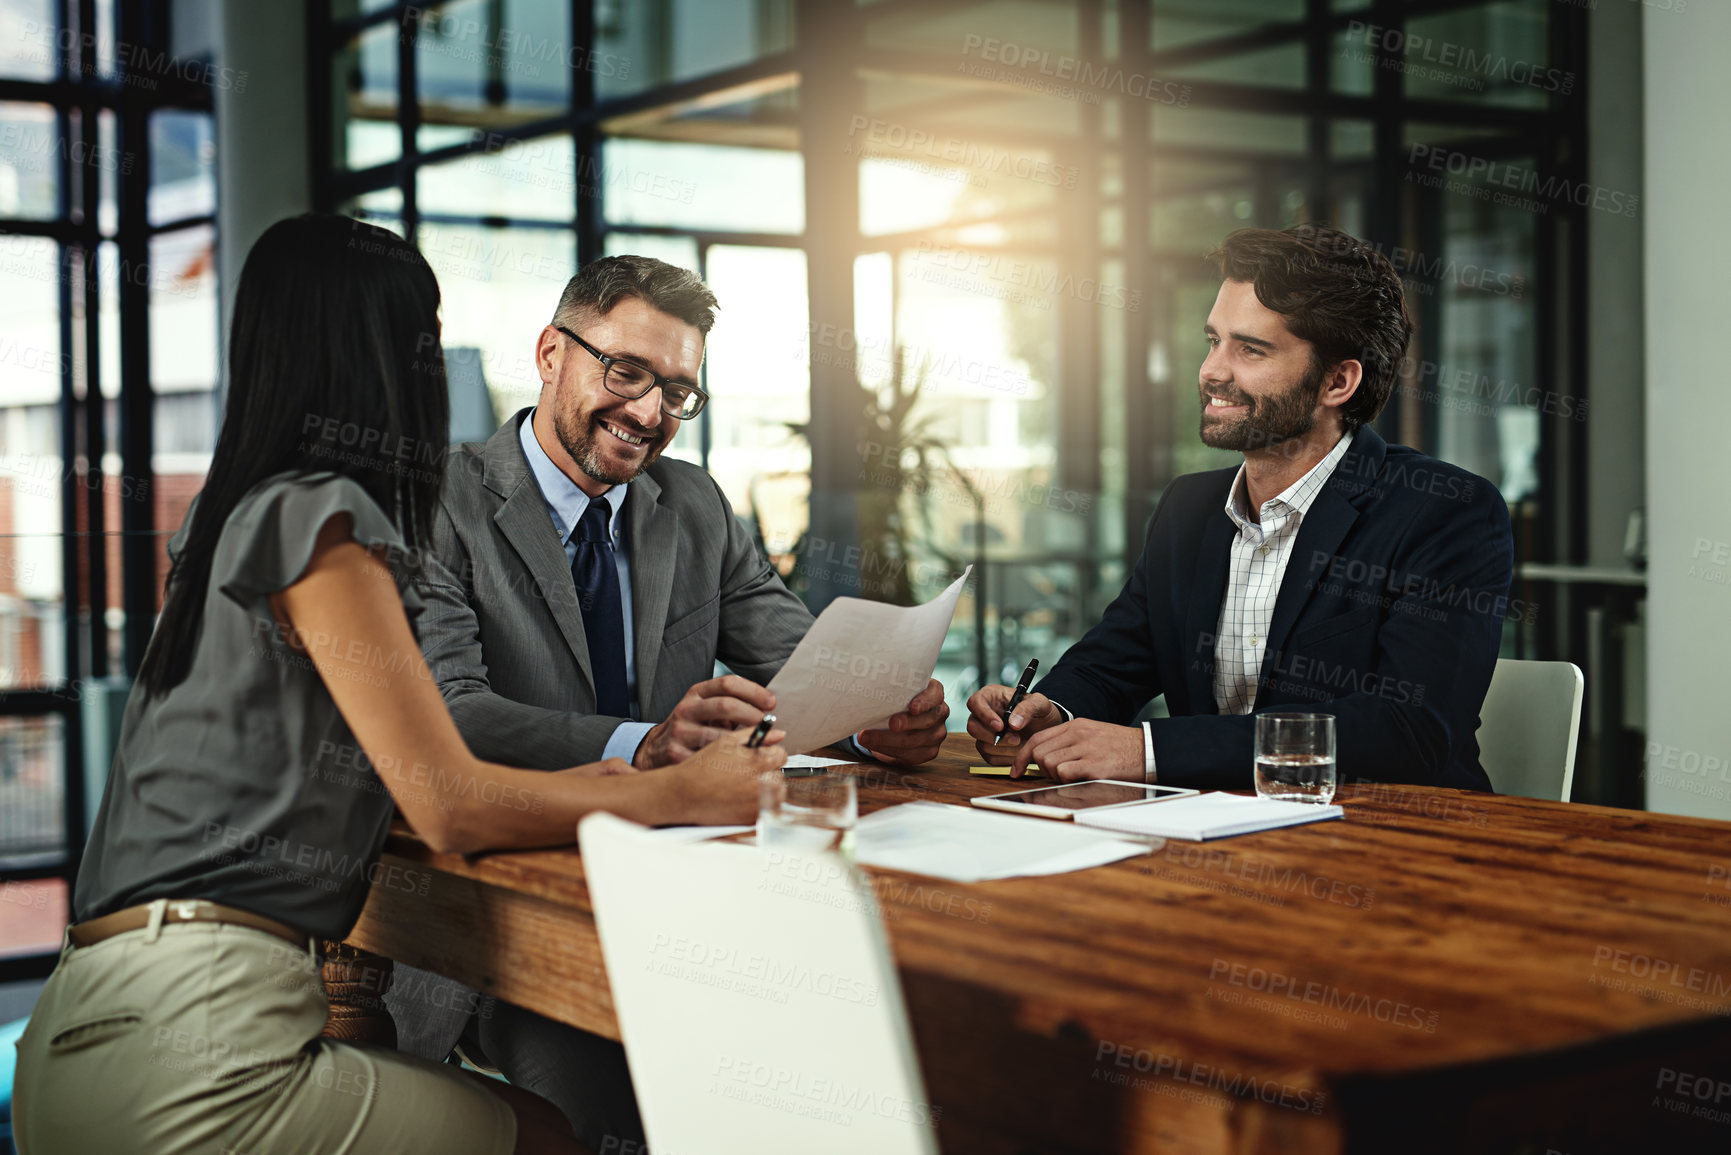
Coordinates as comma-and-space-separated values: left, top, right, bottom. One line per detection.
565, 758, 639, 779
660, 729, 787, 826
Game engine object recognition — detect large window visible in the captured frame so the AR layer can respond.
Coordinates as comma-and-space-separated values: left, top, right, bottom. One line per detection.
313, 0, 1589, 747
0, 0, 219, 977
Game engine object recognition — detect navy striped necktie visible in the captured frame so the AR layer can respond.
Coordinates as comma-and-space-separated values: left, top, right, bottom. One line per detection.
571, 497, 629, 717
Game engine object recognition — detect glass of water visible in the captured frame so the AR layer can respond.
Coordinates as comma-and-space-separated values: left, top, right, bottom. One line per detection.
1255, 713, 1337, 804
757, 771, 858, 858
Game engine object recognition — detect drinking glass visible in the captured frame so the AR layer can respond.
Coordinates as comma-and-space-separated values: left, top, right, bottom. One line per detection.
757, 771, 858, 858
1254, 713, 1337, 804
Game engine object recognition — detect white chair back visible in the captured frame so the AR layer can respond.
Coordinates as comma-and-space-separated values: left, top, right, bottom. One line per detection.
580, 814, 939, 1155
1477, 659, 1585, 801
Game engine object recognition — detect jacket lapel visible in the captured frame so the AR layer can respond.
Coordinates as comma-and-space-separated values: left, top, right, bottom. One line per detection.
1182, 489, 1237, 714
626, 468, 678, 717
483, 410, 596, 702
1253, 428, 1387, 698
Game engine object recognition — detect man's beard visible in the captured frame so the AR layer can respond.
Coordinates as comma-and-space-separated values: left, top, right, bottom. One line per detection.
555, 403, 669, 486
1198, 358, 1325, 453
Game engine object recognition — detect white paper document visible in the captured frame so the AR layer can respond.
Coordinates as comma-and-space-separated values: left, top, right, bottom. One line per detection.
783, 754, 853, 769
766, 569, 971, 755
853, 801, 1149, 883
645, 824, 755, 844
1075, 792, 1343, 841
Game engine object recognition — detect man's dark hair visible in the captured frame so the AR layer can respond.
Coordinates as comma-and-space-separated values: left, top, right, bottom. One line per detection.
552, 254, 720, 335
1207, 224, 1413, 431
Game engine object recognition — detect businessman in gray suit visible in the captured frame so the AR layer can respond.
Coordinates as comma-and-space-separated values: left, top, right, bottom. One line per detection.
387, 255, 950, 1148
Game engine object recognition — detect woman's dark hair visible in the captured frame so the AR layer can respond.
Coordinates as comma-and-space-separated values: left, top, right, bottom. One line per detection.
1207, 224, 1414, 431
137, 214, 447, 699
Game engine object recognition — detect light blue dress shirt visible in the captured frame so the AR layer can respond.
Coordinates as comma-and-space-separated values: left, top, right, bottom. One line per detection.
519, 413, 655, 764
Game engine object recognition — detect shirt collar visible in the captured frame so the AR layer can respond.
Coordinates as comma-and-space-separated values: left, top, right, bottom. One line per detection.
518, 410, 628, 544
1223, 428, 1355, 533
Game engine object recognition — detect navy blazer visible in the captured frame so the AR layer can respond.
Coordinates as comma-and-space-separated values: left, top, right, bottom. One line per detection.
1036, 427, 1512, 791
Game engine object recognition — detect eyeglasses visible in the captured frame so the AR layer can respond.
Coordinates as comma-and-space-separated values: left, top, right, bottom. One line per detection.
556, 326, 708, 420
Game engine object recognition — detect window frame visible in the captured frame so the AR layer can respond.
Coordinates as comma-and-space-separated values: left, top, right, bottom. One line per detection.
0, 0, 217, 982
306, 0, 1592, 758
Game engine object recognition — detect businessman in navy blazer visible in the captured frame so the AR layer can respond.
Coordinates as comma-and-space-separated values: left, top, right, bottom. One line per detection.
968, 223, 1512, 791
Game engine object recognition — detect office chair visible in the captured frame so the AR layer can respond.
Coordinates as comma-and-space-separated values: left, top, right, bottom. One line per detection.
580, 814, 939, 1155
1477, 659, 1586, 801
443, 346, 500, 445
1, 1015, 25, 1155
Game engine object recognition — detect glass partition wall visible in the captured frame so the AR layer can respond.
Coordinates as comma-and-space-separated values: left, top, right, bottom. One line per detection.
314, 0, 1590, 765
0, 0, 219, 978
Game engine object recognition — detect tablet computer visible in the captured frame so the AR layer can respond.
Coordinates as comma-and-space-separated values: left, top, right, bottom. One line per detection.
970, 781, 1198, 820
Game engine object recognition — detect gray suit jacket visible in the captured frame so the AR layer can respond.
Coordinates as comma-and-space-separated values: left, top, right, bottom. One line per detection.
388, 407, 814, 1060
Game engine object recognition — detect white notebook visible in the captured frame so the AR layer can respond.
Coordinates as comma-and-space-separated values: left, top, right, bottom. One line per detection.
1074, 791, 1343, 841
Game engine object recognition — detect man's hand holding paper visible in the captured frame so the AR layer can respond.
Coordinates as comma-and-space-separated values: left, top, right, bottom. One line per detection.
856, 677, 949, 765
765, 569, 970, 756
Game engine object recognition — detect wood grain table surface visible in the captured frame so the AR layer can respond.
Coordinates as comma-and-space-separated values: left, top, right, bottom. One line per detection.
349, 734, 1731, 1154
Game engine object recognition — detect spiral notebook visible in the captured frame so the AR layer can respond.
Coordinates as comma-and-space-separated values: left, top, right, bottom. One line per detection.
1073, 791, 1343, 841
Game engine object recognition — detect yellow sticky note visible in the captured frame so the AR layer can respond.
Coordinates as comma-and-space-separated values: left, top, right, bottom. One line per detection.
969, 764, 1044, 778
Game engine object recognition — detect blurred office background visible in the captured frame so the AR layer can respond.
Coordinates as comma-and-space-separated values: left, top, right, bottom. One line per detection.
2, 0, 1727, 985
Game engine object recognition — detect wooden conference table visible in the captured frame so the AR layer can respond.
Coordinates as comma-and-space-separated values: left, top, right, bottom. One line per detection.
345, 735, 1731, 1153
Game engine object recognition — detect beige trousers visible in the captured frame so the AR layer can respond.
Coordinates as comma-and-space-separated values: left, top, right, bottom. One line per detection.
13, 915, 514, 1155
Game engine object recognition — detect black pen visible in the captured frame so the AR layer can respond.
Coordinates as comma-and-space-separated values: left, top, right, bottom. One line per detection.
993, 658, 1040, 747
745, 713, 777, 749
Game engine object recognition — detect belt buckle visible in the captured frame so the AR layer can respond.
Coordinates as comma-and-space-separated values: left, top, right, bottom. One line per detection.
169, 899, 204, 922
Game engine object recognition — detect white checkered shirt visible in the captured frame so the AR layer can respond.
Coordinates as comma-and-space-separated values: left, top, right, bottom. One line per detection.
1212, 431, 1355, 715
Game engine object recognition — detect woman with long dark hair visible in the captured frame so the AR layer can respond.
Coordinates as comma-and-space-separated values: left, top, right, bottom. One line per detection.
12, 215, 779, 1155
